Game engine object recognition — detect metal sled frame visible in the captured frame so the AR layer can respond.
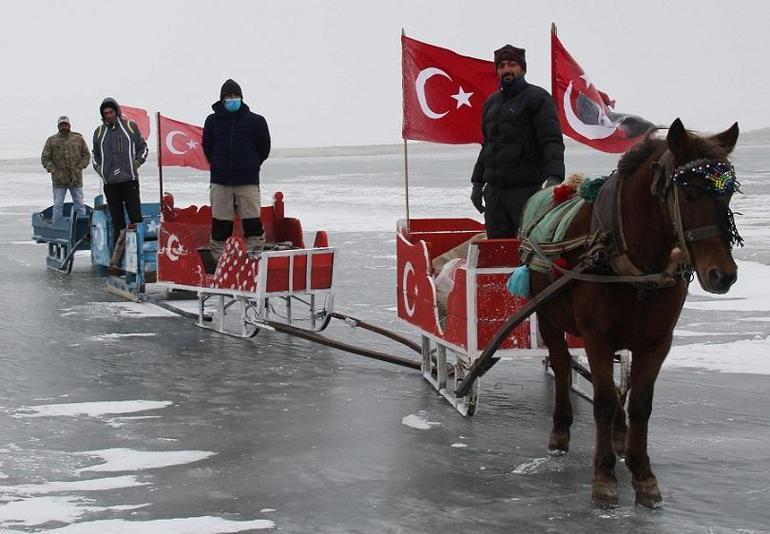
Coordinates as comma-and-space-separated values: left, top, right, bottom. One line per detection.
164, 247, 336, 338
416, 257, 547, 417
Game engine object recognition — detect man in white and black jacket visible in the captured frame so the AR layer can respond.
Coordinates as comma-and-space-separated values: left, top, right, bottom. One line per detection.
470, 45, 565, 238
92, 97, 148, 246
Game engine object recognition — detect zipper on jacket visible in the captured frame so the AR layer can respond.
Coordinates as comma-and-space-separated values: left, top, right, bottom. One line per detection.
228, 117, 234, 177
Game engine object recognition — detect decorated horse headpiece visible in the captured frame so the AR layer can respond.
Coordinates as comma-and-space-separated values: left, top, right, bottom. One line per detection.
652, 151, 744, 248
671, 159, 740, 197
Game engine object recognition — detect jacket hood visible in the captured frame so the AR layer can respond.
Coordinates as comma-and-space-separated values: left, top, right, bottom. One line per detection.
100, 98, 122, 119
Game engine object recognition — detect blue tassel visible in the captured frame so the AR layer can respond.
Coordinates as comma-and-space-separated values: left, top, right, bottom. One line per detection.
507, 265, 530, 298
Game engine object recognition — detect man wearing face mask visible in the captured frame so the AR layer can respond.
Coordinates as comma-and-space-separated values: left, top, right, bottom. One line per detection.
470, 45, 565, 238
41, 116, 91, 223
202, 79, 271, 260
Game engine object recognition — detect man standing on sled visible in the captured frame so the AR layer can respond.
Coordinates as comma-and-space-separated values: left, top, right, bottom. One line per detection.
203, 79, 271, 260
92, 98, 148, 250
470, 45, 565, 238
41, 115, 91, 223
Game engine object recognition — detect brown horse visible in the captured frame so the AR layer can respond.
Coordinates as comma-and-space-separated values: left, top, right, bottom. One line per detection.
532, 118, 741, 508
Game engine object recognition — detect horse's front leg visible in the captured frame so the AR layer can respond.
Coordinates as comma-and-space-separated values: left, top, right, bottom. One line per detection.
539, 313, 573, 455
626, 342, 669, 508
584, 336, 619, 508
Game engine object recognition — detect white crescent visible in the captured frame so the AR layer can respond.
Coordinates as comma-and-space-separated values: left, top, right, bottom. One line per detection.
165, 233, 182, 262
402, 261, 416, 317
165, 131, 188, 155
563, 81, 616, 140
415, 67, 451, 119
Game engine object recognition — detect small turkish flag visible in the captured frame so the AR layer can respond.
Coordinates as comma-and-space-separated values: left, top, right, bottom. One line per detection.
158, 114, 210, 171
120, 105, 151, 140
551, 32, 655, 153
402, 34, 498, 144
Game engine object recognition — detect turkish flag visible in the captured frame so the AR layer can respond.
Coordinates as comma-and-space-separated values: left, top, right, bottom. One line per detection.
402, 34, 498, 144
120, 105, 151, 140
158, 114, 210, 171
551, 32, 655, 153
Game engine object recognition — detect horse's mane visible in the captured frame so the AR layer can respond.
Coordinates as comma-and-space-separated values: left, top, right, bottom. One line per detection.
617, 129, 729, 177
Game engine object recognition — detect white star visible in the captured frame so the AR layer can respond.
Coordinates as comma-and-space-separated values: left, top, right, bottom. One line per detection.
451, 86, 474, 109
579, 74, 594, 90
186, 139, 198, 150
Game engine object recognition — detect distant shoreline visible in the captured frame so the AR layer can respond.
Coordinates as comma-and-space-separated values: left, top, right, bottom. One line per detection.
2, 133, 768, 163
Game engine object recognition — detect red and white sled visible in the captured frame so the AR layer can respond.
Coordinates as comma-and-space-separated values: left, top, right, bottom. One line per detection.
396, 217, 613, 416
156, 192, 335, 337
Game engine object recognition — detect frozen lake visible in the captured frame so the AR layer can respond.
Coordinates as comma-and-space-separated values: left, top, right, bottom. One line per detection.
0, 144, 768, 532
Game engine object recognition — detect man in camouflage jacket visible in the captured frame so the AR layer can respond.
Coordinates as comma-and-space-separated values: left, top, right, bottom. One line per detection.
41, 116, 91, 223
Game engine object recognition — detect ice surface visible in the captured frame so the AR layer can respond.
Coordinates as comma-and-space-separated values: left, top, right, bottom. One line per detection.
76, 448, 216, 473
18, 400, 172, 418
666, 336, 770, 374
401, 412, 441, 430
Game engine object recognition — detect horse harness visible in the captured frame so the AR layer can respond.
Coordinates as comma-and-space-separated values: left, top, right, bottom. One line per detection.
523, 150, 740, 289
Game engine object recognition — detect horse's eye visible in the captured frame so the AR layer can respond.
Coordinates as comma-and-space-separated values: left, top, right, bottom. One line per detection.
682, 185, 702, 203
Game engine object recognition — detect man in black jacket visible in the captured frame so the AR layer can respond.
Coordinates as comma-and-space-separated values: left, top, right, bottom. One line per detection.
470, 45, 564, 238
202, 79, 271, 259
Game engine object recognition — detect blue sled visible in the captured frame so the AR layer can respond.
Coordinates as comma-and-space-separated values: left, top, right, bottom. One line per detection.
89, 194, 160, 300
31, 203, 93, 274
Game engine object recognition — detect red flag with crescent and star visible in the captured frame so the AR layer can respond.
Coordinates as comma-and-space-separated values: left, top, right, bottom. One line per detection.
402, 34, 498, 144
158, 114, 209, 171
120, 105, 151, 140
551, 32, 655, 153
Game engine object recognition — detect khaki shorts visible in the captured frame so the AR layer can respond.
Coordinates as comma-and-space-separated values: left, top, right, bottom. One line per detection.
209, 184, 261, 220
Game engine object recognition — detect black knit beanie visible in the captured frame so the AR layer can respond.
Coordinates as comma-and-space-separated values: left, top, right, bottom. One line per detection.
220, 79, 243, 99
494, 44, 526, 72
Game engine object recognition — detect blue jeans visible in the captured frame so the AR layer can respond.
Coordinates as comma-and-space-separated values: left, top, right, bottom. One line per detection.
52, 185, 85, 223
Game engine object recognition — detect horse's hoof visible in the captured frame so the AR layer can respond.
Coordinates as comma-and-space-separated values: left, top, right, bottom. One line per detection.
592, 480, 618, 509
547, 430, 570, 455
633, 478, 663, 509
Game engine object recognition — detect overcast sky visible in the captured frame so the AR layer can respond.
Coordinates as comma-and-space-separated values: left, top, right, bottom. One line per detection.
2, 0, 768, 157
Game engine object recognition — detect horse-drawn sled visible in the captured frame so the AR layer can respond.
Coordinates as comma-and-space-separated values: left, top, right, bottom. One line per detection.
30, 119, 745, 508
399, 119, 744, 507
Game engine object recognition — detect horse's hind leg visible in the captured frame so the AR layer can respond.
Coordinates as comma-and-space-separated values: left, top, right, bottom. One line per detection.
583, 336, 620, 508
625, 343, 668, 508
613, 382, 629, 456
539, 314, 573, 455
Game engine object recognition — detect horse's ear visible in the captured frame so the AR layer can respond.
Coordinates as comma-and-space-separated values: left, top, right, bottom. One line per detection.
712, 122, 740, 154
666, 118, 690, 157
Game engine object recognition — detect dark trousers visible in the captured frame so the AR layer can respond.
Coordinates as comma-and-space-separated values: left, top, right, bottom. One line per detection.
483, 183, 541, 239
104, 180, 142, 244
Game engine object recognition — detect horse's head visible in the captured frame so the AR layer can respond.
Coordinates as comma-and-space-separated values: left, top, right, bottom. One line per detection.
665, 118, 741, 294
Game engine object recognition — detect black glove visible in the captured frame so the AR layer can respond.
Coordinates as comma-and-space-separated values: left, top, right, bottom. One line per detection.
470, 183, 484, 213
543, 176, 562, 188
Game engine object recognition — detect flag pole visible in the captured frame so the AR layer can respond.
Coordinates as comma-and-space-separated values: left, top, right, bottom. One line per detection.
401, 28, 411, 233
156, 112, 164, 213
551, 23, 558, 101
403, 138, 410, 233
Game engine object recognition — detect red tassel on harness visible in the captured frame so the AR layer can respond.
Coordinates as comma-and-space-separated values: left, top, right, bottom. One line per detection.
553, 184, 574, 205
552, 257, 570, 279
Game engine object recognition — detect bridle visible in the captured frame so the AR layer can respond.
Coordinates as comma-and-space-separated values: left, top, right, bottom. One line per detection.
651, 150, 742, 268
